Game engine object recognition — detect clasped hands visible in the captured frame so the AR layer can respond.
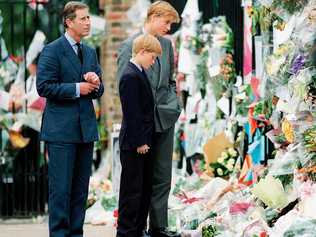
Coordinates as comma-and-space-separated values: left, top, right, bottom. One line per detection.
80, 72, 100, 95
137, 144, 150, 155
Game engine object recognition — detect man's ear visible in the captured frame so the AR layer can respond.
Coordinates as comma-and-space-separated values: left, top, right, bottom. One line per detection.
65, 18, 72, 28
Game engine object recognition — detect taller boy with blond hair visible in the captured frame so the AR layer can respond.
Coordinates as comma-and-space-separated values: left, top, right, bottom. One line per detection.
117, 1, 181, 237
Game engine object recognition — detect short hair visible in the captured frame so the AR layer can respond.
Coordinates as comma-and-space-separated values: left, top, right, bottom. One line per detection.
146, 1, 180, 23
132, 34, 162, 57
63, 1, 89, 28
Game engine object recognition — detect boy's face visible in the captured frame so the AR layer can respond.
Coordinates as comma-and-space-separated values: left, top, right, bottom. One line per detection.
139, 51, 157, 69
151, 15, 174, 36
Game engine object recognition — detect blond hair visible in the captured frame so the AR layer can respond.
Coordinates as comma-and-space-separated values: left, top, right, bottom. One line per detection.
146, 1, 180, 23
63, 1, 89, 28
132, 34, 162, 57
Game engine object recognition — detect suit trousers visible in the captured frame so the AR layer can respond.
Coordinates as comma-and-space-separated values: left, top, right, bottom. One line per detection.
149, 126, 175, 229
117, 150, 153, 237
47, 142, 94, 237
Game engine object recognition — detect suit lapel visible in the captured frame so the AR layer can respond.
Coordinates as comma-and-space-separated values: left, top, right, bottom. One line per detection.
82, 45, 91, 76
61, 35, 81, 77
156, 37, 164, 89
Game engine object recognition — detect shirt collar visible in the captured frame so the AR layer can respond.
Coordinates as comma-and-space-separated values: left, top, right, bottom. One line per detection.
130, 58, 143, 72
64, 31, 81, 47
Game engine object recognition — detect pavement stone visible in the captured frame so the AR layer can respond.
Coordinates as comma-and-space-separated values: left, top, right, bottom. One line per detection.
0, 223, 116, 237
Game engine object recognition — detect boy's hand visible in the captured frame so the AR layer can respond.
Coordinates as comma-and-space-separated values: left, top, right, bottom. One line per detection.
84, 72, 100, 86
137, 144, 150, 155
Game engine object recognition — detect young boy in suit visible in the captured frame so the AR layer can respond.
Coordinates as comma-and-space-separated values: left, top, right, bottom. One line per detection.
117, 34, 162, 237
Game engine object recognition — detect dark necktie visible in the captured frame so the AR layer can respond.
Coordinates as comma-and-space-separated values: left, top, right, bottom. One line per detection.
76, 42, 83, 64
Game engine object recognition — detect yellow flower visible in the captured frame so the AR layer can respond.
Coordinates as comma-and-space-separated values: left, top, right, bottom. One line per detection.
246, 6, 254, 17
282, 119, 294, 143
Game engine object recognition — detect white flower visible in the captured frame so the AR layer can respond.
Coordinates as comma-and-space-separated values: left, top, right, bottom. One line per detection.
226, 163, 234, 171
221, 151, 229, 159
217, 168, 224, 176
228, 148, 237, 157
228, 158, 235, 165
217, 156, 225, 164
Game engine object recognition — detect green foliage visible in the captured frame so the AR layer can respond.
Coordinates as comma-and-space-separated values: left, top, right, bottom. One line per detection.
253, 99, 273, 120
195, 50, 209, 94
101, 195, 117, 211
272, 0, 308, 14
202, 224, 219, 237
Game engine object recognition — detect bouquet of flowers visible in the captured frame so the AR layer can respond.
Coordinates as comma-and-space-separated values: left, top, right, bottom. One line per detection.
252, 176, 288, 209
265, 41, 296, 85
210, 147, 238, 178
220, 53, 236, 83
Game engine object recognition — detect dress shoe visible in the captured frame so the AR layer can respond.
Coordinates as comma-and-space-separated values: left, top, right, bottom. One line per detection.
142, 230, 151, 237
149, 228, 181, 237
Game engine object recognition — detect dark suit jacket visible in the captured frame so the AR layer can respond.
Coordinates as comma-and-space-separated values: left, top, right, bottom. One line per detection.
119, 62, 155, 151
117, 33, 181, 132
36, 35, 104, 143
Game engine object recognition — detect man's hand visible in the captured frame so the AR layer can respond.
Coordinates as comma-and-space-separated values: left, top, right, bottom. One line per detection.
80, 82, 99, 95
84, 72, 100, 86
137, 144, 150, 155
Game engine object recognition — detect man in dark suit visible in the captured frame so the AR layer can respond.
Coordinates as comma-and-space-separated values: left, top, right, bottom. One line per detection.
117, 34, 162, 237
117, 2, 181, 237
36, 2, 104, 237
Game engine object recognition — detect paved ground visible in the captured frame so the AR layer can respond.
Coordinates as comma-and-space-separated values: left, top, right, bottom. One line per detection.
0, 223, 116, 237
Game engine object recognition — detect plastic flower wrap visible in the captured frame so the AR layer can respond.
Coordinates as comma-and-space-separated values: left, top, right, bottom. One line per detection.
298, 181, 316, 218
283, 218, 316, 236
292, 0, 316, 47
209, 16, 234, 53
288, 68, 315, 101
268, 149, 297, 177
257, 0, 273, 8
252, 176, 288, 209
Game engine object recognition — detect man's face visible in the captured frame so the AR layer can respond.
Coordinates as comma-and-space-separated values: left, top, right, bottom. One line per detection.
140, 51, 157, 69
67, 8, 91, 39
152, 16, 174, 36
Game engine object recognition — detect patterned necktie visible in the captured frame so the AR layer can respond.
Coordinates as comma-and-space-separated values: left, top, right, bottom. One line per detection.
75, 42, 83, 64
